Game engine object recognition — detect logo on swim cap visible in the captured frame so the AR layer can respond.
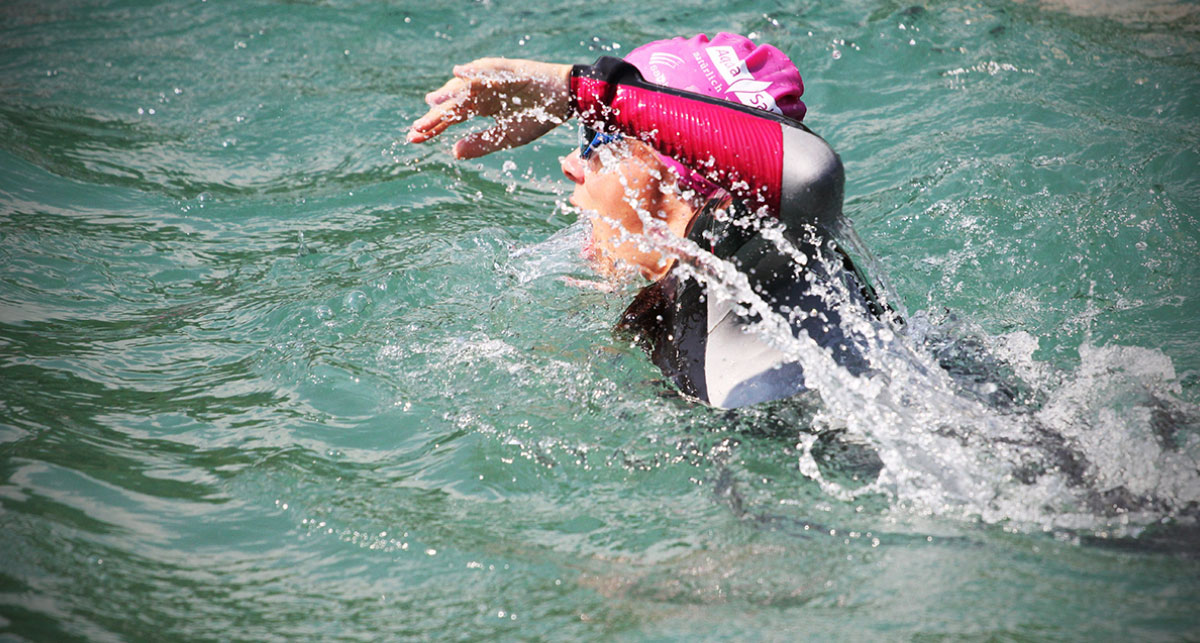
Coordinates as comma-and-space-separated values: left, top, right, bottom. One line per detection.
648, 52, 685, 69
646, 52, 686, 85
705, 45, 782, 114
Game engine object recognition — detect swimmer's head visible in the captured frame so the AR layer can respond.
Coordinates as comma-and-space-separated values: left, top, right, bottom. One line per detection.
563, 131, 693, 281
623, 32, 806, 199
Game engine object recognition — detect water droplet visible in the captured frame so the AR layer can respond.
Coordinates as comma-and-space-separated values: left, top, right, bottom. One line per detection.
343, 290, 368, 314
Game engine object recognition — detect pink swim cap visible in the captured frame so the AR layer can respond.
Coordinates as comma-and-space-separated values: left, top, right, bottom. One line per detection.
623, 33, 806, 200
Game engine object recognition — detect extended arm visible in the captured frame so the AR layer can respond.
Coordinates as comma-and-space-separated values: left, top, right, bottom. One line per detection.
408, 56, 844, 228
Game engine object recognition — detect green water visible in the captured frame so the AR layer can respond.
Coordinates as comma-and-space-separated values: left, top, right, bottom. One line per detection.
2, 0, 1199, 639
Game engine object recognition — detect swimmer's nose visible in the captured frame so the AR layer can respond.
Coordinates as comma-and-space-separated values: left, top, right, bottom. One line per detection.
561, 150, 585, 184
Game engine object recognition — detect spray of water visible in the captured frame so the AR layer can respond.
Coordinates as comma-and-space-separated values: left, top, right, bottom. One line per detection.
524, 140, 1200, 538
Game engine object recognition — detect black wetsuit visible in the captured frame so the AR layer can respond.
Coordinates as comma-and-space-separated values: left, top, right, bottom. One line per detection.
572, 57, 888, 408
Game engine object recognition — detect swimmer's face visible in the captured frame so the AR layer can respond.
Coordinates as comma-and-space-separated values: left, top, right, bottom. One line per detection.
560, 139, 694, 281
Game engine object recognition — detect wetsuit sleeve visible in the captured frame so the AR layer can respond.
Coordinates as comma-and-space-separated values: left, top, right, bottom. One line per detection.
570, 56, 844, 228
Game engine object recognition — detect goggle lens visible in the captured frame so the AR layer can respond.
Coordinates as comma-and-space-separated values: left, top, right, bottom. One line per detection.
579, 125, 622, 160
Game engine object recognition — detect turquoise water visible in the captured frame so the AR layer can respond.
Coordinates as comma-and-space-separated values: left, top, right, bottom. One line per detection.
2, 0, 1200, 639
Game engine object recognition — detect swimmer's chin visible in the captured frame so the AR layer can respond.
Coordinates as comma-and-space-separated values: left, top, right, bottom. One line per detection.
567, 191, 601, 214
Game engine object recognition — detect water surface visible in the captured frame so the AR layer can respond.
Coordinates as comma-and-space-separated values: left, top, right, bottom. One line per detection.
2, 0, 1199, 639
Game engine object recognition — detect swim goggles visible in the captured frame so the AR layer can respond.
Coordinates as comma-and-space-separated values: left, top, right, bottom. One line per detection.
579, 125, 622, 160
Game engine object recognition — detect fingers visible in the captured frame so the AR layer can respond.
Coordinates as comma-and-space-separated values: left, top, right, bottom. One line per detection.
424, 58, 512, 106
415, 97, 469, 129
406, 113, 453, 143
407, 109, 451, 143
451, 126, 516, 159
409, 66, 507, 143
424, 77, 464, 106
428, 59, 512, 107
408, 89, 479, 143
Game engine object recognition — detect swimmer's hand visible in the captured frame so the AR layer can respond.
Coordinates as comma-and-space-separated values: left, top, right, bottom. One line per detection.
407, 58, 572, 159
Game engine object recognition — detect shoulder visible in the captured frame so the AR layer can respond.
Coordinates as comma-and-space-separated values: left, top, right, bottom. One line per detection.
778, 124, 844, 230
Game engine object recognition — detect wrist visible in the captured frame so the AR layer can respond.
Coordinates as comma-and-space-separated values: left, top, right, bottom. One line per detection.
550, 63, 573, 120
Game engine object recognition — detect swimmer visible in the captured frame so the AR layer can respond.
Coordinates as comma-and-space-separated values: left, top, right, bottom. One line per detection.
409, 33, 893, 409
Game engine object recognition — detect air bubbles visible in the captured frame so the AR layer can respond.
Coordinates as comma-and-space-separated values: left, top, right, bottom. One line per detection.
343, 290, 369, 314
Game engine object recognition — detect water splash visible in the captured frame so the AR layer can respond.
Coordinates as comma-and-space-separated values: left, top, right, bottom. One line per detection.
548, 140, 1200, 538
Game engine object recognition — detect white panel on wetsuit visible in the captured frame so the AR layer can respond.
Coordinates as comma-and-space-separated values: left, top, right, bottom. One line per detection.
703, 293, 806, 409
